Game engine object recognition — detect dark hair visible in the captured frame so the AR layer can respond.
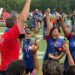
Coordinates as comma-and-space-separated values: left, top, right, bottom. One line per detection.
6, 60, 26, 75
6, 15, 17, 28
34, 12, 37, 16
26, 29, 31, 35
42, 60, 64, 75
66, 66, 75, 75
50, 27, 60, 37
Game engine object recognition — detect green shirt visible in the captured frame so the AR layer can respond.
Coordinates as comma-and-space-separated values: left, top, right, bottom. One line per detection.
65, 19, 71, 27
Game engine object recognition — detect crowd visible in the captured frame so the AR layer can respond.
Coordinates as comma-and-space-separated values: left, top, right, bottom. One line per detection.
0, 0, 75, 75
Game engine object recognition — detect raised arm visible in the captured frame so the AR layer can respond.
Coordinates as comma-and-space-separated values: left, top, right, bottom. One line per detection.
33, 38, 39, 50
63, 45, 75, 66
32, 53, 39, 74
59, 16, 69, 36
17, 0, 31, 32
46, 8, 52, 36
30, 46, 39, 74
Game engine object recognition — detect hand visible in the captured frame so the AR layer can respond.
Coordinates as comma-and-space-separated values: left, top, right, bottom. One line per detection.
59, 14, 63, 19
48, 54, 53, 58
25, 23, 28, 28
63, 44, 69, 53
30, 45, 38, 54
48, 54, 59, 60
53, 56, 59, 60
47, 8, 50, 13
27, 0, 31, 2
45, 8, 50, 17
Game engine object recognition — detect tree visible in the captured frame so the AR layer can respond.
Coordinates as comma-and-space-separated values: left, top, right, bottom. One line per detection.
0, 0, 75, 13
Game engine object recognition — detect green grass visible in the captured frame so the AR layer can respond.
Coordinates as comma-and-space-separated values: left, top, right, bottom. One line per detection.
0, 27, 69, 75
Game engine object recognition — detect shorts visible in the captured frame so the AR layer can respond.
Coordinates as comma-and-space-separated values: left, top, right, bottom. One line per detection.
26, 68, 33, 74
19, 34, 25, 39
0, 71, 6, 75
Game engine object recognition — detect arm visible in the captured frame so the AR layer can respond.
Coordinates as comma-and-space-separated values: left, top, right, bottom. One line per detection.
48, 52, 65, 60
54, 52, 65, 60
38, 17, 42, 21
46, 16, 52, 36
46, 8, 52, 36
63, 45, 75, 66
59, 16, 69, 36
30, 39, 39, 74
32, 53, 39, 74
33, 39, 39, 50
30, 46, 39, 74
30, 39, 39, 54
17, 0, 31, 32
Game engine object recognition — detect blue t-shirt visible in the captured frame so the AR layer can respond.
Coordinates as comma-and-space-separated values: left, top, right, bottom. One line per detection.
37, 13, 42, 23
64, 33, 75, 71
44, 36, 65, 62
52, 11, 56, 15
37, 13, 41, 18
23, 40, 34, 69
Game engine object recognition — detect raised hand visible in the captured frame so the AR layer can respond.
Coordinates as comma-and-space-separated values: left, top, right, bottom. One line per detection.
30, 45, 38, 54
56, 12, 62, 19
45, 8, 50, 17
27, 0, 31, 2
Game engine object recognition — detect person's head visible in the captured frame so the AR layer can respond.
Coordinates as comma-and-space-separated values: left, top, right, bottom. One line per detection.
66, 66, 75, 75
39, 10, 42, 13
35, 9, 39, 13
42, 60, 64, 75
6, 15, 17, 29
67, 12, 71, 19
53, 9, 56, 12
6, 60, 26, 75
33, 12, 37, 17
73, 10, 75, 15
26, 29, 31, 39
50, 27, 60, 40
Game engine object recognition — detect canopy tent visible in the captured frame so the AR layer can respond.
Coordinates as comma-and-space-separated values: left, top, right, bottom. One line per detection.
2, 11, 10, 20
0, 11, 10, 23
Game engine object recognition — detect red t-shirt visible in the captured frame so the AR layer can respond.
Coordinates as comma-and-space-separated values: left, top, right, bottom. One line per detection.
65, 33, 74, 41
0, 24, 20, 71
46, 35, 51, 42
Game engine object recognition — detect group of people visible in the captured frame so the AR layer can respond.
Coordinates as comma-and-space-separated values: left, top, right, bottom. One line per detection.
27, 8, 75, 41
0, 0, 75, 75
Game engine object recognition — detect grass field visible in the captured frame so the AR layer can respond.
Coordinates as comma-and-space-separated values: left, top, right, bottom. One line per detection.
0, 27, 69, 75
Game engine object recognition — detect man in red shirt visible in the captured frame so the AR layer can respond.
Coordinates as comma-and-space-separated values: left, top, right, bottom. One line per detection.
0, 0, 32, 75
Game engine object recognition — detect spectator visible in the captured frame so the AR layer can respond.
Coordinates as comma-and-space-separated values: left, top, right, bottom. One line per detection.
64, 12, 72, 32
35, 9, 42, 30
71, 10, 75, 32
43, 8, 51, 40
39, 10, 43, 28
42, 60, 64, 75
0, 0, 31, 75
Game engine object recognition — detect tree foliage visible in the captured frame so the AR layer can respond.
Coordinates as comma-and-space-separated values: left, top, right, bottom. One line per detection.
0, 0, 75, 13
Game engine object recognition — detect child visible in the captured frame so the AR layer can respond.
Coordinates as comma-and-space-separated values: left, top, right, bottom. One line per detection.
22, 30, 39, 74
